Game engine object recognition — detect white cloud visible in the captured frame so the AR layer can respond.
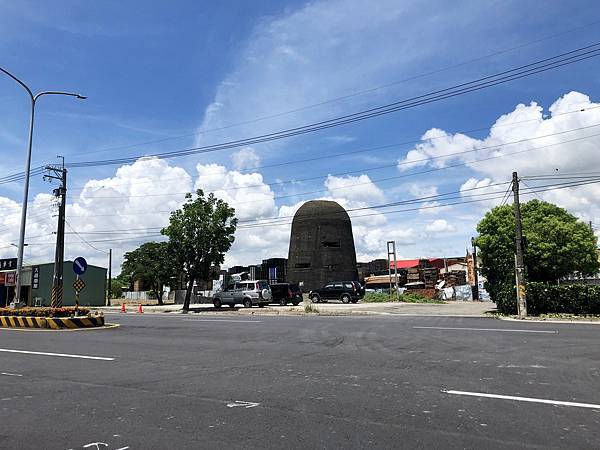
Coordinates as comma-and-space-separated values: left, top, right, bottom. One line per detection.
425, 219, 455, 233
324, 174, 385, 204
194, 163, 277, 221
231, 147, 261, 170
400, 91, 600, 222
0, 157, 192, 270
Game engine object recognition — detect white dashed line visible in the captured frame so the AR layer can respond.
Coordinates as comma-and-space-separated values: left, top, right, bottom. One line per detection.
414, 326, 557, 334
1, 372, 23, 377
443, 390, 600, 409
0, 348, 115, 361
182, 319, 261, 323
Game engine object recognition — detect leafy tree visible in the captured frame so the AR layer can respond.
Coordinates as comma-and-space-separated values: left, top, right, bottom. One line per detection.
162, 190, 237, 311
121, 241, 176, 305
109, 272, 131, 299
476, 199, 599, 301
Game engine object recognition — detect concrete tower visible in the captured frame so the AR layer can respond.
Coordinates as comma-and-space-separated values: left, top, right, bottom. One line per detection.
287, 200, 358, 291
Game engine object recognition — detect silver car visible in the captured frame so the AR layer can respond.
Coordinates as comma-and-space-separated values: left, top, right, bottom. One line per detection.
213, 280, 272, 308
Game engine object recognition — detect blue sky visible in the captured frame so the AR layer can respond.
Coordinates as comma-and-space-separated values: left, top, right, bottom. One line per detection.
2, 0, 600, 270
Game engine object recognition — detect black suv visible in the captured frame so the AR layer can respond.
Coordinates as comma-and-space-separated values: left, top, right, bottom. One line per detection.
309, 281, 361, 304
269, 283, 302, 306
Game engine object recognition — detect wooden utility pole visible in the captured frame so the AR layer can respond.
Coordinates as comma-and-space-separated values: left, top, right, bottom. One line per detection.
45, 161, 67, 308
471, 237, 480, 301
512, 171, 527, 318
107, 248, 112, 306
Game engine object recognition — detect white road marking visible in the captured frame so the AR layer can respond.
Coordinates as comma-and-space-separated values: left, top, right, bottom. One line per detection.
182, 319, 261, 323
414, 326, 557, 334
1, 372, 23, 377
443, 390, 600, 409
0, 348, 114, 361
227, 400, 260, 408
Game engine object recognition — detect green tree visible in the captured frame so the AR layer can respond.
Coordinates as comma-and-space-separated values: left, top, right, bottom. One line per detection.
109, 272, 131, 299
162, 190, 237, 311
121, 241, 176, 305
476, 199, 599, 301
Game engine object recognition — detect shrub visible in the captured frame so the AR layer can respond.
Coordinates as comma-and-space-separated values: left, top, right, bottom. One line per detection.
0, 307, 90, 317
400, 293, 444, 304
493, 282, 600, 315
493, 283, 517, 315
362, 292, 393, 303
526, 282, 600, 315
362, 292, 443, 304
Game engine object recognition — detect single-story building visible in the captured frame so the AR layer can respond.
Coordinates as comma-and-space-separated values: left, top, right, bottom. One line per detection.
1, 261, 106, 307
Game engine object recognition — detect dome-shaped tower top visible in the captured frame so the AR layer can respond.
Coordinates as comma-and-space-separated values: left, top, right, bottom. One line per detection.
287, 200, 358, 291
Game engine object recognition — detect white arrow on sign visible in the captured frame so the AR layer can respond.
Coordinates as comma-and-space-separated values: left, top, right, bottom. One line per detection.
226, 400, 260, 409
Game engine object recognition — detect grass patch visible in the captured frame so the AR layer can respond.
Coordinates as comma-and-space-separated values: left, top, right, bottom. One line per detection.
362, 292, 394, 303
362, 292, 444, 304
400, 293, 444, 304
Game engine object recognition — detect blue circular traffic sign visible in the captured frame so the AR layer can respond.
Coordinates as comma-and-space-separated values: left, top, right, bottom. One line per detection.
73, 257, 88, 275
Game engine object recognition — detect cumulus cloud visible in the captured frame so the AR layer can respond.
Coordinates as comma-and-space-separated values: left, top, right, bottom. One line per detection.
0, 157, 192, 269
194, 163, 277, 221
324, 174, 385, 204
400, 91, 600, 222
425, 219, 455, 233
231, 147, 260, 170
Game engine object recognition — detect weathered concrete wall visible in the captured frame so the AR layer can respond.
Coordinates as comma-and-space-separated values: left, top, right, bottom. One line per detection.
287, 200, 358, 291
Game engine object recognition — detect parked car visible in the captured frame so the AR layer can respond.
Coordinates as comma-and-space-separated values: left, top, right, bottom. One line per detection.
269, 283, 302, 306
309, 281, 361, 304
213, 280, 272, 308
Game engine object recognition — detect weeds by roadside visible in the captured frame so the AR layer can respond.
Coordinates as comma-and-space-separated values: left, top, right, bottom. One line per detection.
362, 292, 444, 304
303, 298, 319, 313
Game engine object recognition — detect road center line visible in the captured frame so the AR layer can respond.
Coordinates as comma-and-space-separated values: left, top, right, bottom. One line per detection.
1, 372, 23, 377
413, 326, 557, 334
0, 348, 115, 361
443, 390, 600, 409
182, 319, 261, 323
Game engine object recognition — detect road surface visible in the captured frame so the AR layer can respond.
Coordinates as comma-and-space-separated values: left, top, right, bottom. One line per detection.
1, 314, 598, 449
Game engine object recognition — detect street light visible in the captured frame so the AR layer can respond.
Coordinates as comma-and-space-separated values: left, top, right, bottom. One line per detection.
0, 67, 85, 307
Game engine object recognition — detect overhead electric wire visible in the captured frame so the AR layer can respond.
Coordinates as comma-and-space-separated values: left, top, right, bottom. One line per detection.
70, 122, 600, 198
65, 219, 110, 254
50, 18, 600, 160
56, 41, 600, 170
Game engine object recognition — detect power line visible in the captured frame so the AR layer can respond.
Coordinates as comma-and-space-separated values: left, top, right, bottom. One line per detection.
32, 19, 600, 161
65, 219, 110, 254
69, 122, 600, 197
57, 41, 600, 170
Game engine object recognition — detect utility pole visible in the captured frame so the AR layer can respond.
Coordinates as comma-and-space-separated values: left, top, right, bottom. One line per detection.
107, 248, 112, 306
471, 237, 479, 301
45, 160, 67, 308
512, 171, 527, 318
387, 241, 398, 299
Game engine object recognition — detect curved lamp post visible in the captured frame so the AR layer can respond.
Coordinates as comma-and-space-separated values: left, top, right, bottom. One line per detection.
0, 67, 85, 307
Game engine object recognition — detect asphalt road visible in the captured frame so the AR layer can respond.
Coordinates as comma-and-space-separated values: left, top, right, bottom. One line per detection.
0, 314, 599, 449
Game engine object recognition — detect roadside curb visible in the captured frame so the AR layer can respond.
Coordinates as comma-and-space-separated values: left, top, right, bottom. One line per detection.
0, 315, 105, 329
497, 316, 600, 325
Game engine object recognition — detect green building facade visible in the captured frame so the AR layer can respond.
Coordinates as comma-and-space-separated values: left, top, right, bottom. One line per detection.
30, 261, 107, 307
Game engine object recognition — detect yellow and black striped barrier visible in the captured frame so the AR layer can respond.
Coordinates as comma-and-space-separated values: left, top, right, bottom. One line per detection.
0, 315, 104, 329
46, 316, 104, 329
0, 316, 47, 328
